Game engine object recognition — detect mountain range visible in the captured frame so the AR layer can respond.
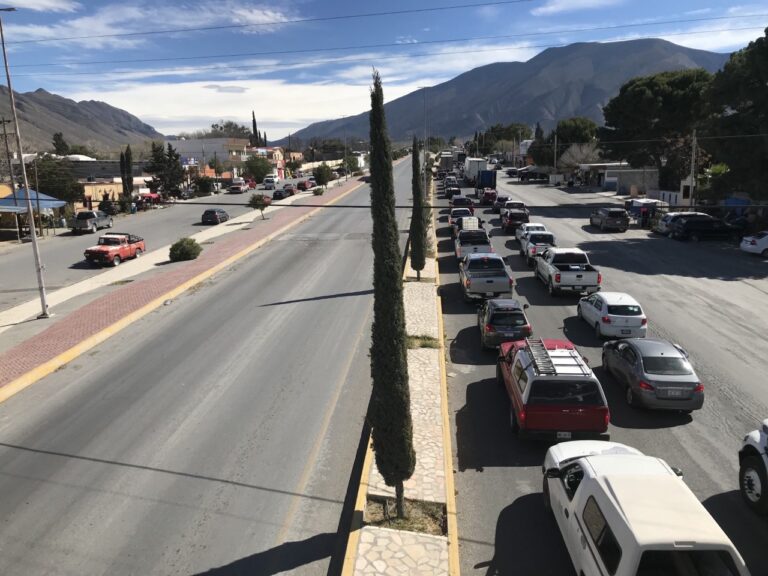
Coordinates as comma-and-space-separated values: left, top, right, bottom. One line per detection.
0, 87, 163, 156
283, 38, 730, 145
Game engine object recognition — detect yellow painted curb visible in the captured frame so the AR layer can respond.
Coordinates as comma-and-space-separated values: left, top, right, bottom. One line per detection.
0, 182, 364, 405
433, 173, 461, 574
340, 434, 374, 576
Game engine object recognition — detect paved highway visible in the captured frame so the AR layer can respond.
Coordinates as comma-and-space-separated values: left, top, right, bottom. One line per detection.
0, 178, 326, 313
0, 165, 409, 574
440, 176, 768, 576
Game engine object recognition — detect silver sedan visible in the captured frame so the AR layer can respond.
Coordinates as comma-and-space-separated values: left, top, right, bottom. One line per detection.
602, 338, 704, 411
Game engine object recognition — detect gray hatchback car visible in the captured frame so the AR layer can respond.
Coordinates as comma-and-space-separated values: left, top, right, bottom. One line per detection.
477, 299, 531, 349
602, 338, 704, 411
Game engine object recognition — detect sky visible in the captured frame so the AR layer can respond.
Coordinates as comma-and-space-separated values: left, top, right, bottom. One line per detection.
3, 0, 767, 139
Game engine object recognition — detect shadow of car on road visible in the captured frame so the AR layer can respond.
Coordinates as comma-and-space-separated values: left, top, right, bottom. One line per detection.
448, 326, 496, 367
591, 365, 693, 430
470, 493, 576, 576
561, 316, 595, 348
514, 276, 582, 308
68, 260, 97, 270
703, 490, 768, 576
455, 379, 550, 472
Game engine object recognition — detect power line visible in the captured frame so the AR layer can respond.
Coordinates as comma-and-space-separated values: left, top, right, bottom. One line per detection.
7, 0, 537, 46
12, 25, 767, 78
12, 14, 768, 70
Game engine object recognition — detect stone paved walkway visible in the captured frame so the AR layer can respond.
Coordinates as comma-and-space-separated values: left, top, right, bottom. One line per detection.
403, 282, 439, 340
354, 527, 448, 576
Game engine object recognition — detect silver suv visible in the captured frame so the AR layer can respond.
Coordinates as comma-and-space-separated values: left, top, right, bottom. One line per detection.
739, 419, 768, 515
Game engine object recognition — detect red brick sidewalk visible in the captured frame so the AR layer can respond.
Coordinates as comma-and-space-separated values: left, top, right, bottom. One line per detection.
0, 180, 364, 391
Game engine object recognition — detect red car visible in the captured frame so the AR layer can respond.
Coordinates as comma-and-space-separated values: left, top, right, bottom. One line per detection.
497, 338, 609, 438
479, 188, 498, 205
297, 180, 313, 191
449, 195, 474, 215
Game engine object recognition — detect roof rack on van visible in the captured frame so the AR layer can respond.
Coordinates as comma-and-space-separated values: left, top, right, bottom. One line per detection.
523, 338, 591, 376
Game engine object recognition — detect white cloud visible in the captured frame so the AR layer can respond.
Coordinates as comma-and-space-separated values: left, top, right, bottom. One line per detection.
656, 26, 763, 52
531, 0, 622, 16
4, 0, 80, 12
685, 8, 712, 15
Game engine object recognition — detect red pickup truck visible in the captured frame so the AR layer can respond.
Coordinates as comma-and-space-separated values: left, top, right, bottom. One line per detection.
84, 233, 146, 266
497, 338, 609, 439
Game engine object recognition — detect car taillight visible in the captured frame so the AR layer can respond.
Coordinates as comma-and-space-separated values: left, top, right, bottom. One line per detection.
485, 324, 495, 333
641, 318, 648, 326
509, 277, 514, 289
465, 279, 471, 288
601, 315, 611, 324
523, 324, 532, 336
531, 246, 537, 254
518, 408, 526, 426
693, 383, 704, 393
554, 273, 561, 283
604, 409, 611, 427
597, 273, 602, 285
638, 381, 654, 391
750, 239, 757, 245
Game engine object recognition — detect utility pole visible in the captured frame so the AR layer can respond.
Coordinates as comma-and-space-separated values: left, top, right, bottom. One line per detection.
1, 116, 19, 242
0, 8, 49, 318
553, 132, 558, 174
689, 129, 697, 207
33, 156, 42, 232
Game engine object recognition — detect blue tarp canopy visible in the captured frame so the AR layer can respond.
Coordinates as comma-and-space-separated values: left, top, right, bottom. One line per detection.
0, 188, 66, 214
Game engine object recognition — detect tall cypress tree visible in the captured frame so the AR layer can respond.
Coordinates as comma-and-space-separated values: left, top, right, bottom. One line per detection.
368, 70, 416, 519
251, 111, 258, 147
410, 135, 426, 280
263, 131, 268, 147
120, 144, 133, 198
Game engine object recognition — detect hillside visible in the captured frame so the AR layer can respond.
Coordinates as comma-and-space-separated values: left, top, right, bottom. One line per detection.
284, 38, 730, 144
0, 88, 163, 156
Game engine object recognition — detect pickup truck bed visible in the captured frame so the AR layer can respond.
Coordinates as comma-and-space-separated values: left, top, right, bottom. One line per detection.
459, 254, 513, 301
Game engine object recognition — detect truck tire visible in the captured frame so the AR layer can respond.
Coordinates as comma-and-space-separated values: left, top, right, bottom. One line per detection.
625, 386, 637, 407
496, 363, 504, 387
543, 478, 552, 511
690, 233, 700, 242
135, 248, 142, 258
594, 322, 602, 340
91, 224, 97, 234
548, 280, 557, 297
509, 407, 519, 433
112, 256, 121, 267
107, 219, 113, 228
740, 456, 768, 515
600, 222, 605, 231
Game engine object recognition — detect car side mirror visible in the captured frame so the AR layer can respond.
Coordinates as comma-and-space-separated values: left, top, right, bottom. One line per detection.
523, 304, 530, 310
545, 468, 560, 479
671, 467, 684, 478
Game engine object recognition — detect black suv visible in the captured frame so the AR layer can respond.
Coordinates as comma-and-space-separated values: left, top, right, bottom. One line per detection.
670, 217, 738, 242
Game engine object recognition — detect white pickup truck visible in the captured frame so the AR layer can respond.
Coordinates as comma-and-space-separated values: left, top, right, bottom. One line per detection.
739, 418, 768, 515
459, 253, 513, 302
543, 441, 750, 576
519, 230, 556, 266
454, 229, 493, 259
535, 247, 601, 296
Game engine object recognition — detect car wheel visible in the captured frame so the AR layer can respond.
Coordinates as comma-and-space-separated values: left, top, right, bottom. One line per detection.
112, 255, 121, 267
762, 249, 768, 258
548, 280, 556, 297
108, 219, 113, 228
496, 363, 504, 387
526, 257, 533, 267
543, 477, 552, 511
620, 228, 627, 233
577, 305, 583, 320
91, 224, 97, 234
690, 233, 700, 242
135, 249, 142, 258
600, 222, 605, 232
594, 322, 602, 340
519, 249, 524, 257
740, 456, 768, 515
625, 385, 637, 407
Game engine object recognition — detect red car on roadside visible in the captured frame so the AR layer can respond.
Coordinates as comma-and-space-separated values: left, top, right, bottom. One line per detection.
297, 180, 313, 191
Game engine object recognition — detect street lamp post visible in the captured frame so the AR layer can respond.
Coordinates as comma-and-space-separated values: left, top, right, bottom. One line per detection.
0, 8, 50, 318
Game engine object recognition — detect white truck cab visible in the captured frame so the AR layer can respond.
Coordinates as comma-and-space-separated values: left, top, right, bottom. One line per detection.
543, 441, 750, 576
739, 419, 768, 515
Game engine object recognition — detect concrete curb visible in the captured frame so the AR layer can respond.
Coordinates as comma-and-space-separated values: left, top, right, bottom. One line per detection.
0, 181, 364, 405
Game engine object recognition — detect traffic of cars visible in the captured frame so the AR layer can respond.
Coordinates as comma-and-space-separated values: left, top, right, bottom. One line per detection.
436, 160, 765, 575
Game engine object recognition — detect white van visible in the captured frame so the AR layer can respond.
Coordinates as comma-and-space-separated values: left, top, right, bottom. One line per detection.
543, 441, 750, 576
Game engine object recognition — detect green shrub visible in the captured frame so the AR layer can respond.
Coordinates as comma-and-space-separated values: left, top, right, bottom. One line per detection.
169, 237, 202, 262
313, 187, 325, 195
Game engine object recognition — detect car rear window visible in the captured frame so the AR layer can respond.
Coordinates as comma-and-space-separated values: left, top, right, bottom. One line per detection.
637, 550, 740, 576
454, 198, 471, 205
528, 233, 554, 244
459, 232, 489, 245
506, 202, 525, 209
467, 258, 504, 271
203, 210, 216, 215
642, 356, 692, 375
76, 212, 95, 220
490, 311, 526, 327
527, 380, 604, 405
552, 252, 589, 264
607, 305, 641, 316
607, 209, 627, 217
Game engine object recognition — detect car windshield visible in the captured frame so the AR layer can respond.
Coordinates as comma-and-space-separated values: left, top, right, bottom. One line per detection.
528, 234, 554, 244
451, 209, 471, 218
454, 198, 471, 205
527, 380, 604, 405
607, 305, 642, 316
491, 312, 526, 327
98, 237, 121, 246
467, 258, 504, 271
642, 356, 693, 375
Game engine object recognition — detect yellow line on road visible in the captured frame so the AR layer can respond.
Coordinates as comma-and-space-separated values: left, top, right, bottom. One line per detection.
0, 182, 364, 406
340, 432, 374, 576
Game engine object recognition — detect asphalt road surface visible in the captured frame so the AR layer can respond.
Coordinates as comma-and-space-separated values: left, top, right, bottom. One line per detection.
0, 165, 410, 575
440, 176, 768, 576
0, 177, 327, 313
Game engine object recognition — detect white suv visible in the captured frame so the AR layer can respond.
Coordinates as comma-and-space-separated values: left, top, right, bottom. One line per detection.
739, 419, 768, 515
263, 177, 276, 190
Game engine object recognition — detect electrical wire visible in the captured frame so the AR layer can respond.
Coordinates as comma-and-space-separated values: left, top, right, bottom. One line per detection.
11, 14, 768, 69
7, 0, 537, 45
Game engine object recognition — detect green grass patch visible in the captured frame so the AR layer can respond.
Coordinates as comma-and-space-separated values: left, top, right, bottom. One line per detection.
407, 335, 440, 349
